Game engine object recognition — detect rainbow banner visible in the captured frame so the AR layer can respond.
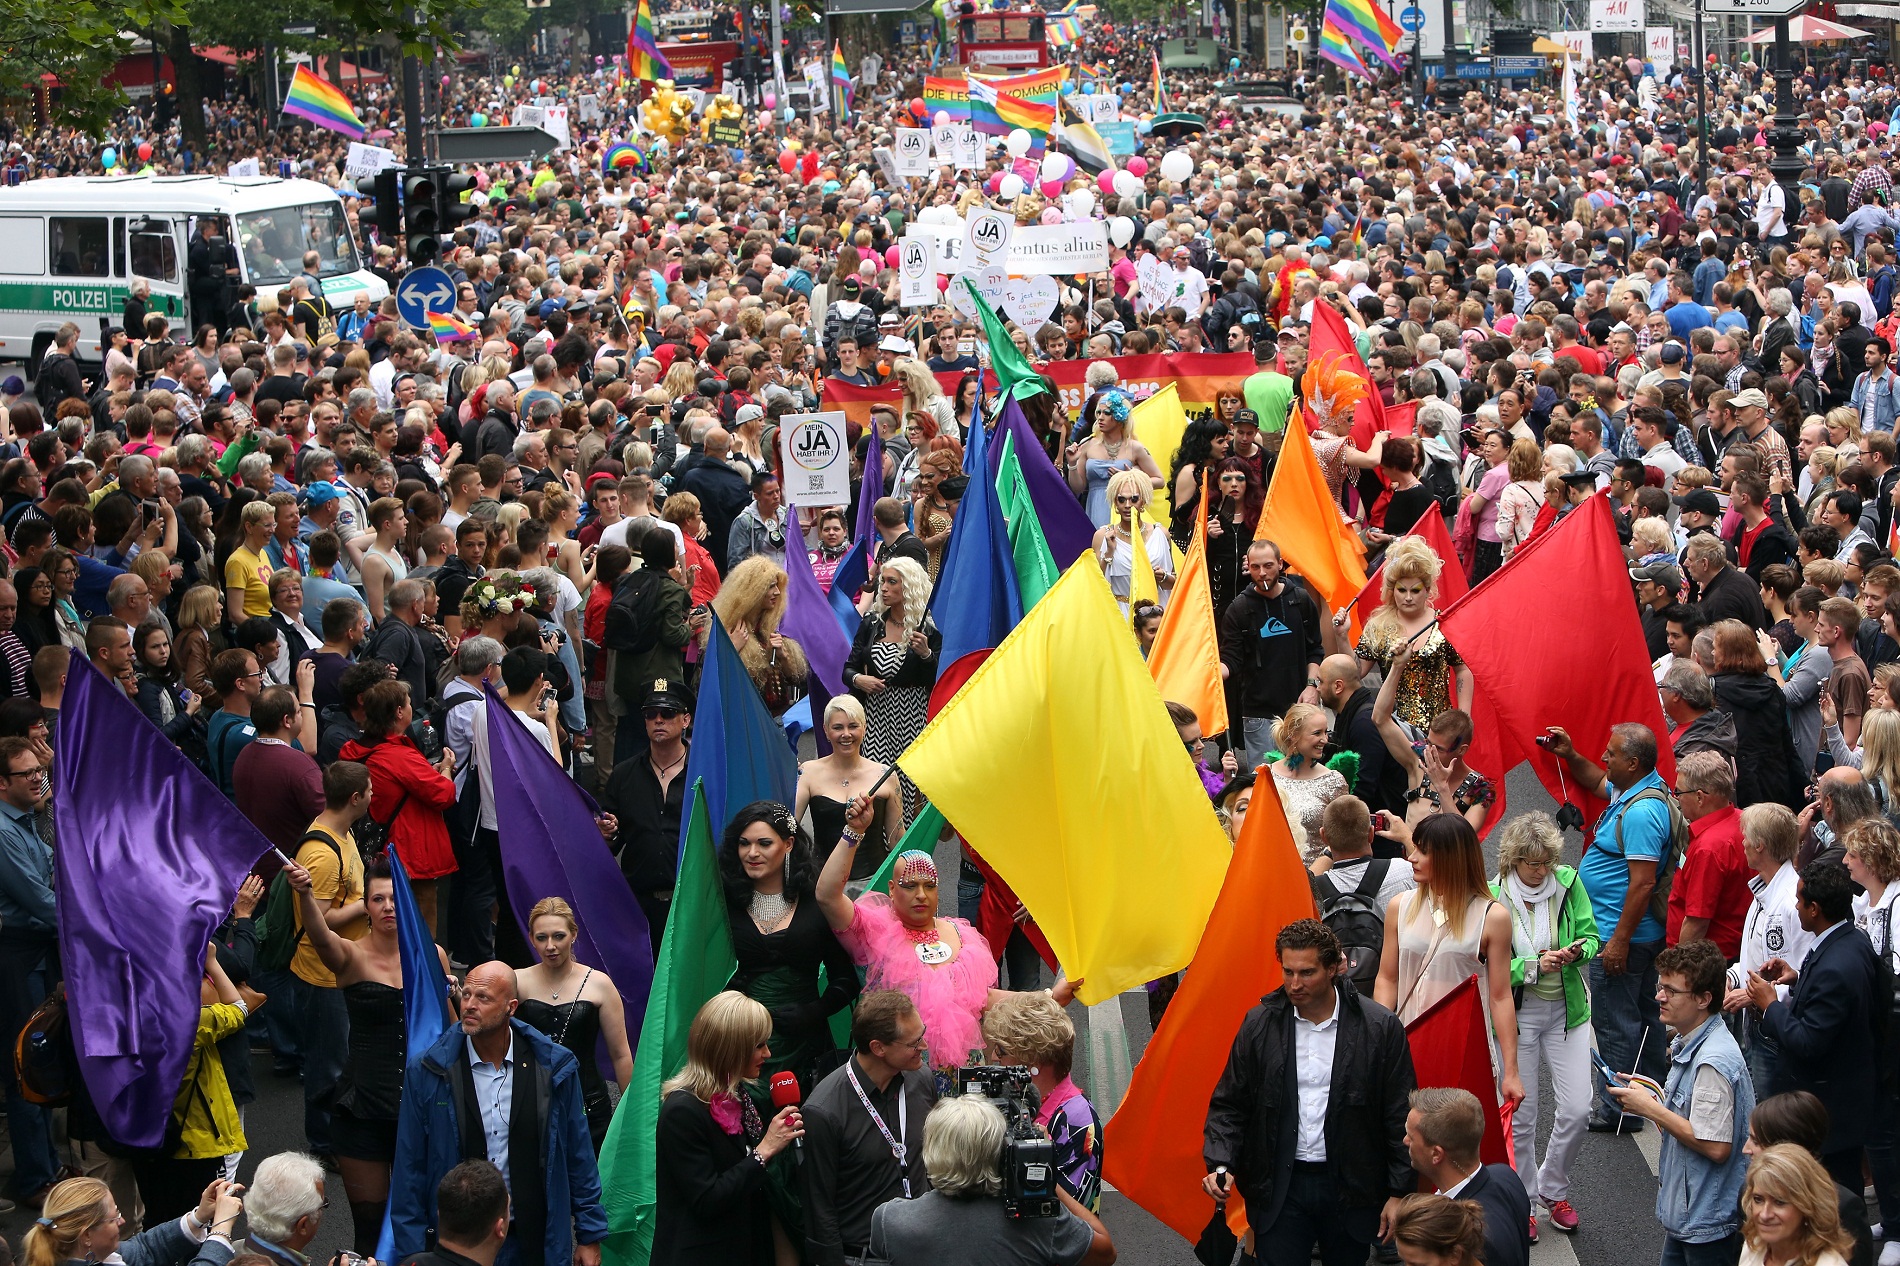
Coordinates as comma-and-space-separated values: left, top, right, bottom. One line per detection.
923, 73, 970, 121
831, 41, 853, 119
1079, 59, 1110, 79
1319, 18, 1375, 79
282, 66, 364, 140
1047, 14, 1084, 45
1042, 353, 1256, 420
627, 0, 673, 82
969, 64, 1069, 107
426, 310, 477, 342
1323, 0, 1403, 70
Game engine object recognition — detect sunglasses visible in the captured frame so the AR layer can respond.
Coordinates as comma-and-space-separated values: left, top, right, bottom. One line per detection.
643, 706, 684, 720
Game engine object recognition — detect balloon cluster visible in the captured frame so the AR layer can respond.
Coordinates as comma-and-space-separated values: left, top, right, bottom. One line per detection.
639, 82, 695, 141
700, 93, 744, 138
601, 141, 646, 174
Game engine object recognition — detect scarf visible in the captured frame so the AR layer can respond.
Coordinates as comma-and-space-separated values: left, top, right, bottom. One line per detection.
1505, 869, 1561, 964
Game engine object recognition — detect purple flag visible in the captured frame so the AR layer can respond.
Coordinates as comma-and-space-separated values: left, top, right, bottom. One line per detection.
854, 422, 885, 545
54, 651, 269, 1147
780, 497, 851, 698
986, 397, 1095, 570
484, 685, 653, 1058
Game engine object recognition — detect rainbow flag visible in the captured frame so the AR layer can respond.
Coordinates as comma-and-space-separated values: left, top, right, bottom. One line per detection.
970, 64, 1069, 106
1080, 59, 1109, 79
1319, 18, 1374, 79
1151, 48, 1166, 112
831, 41, 852, 119
968, 75, 1057, 152
1047, 13, 1083, 45
1323, 0, 1403, 70
626, 0, 673, 82
426, 310, 477, 342
923, 73, 970, 121
282, 66, 364, 140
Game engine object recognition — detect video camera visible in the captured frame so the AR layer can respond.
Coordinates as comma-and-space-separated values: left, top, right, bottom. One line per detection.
953, 1066, 1059, 1219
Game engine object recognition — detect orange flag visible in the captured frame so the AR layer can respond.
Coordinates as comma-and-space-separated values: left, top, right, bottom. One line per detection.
1102, 775, 1317, 1242
1254, 401, 1369, 636
1404, 974, 1508, 1167
1148, 475, 1227, 735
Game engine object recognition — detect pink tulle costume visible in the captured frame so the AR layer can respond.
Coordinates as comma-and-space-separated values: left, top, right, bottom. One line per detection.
839, 892, 998, 1071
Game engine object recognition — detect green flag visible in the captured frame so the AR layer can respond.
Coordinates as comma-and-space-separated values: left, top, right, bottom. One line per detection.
960, 278, 1048, 404
213, 428, 261, 479
996, 433, 1061, 612
825, 802, 948, 1049
599, 780, 737, 1266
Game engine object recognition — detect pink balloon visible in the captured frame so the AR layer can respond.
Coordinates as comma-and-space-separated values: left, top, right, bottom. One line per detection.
937, 275, 950, 291
1040, 207, 1063, 225
764, 92, 777, 109
1097, 169, 1116, 193
1040, 179, 1062, 198
986, 172, 1004, 194
884, 245, 901, 268
1127, 156, 1149, 177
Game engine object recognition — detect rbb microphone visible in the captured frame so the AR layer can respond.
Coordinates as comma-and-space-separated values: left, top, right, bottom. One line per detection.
769, 1070, 804, 1164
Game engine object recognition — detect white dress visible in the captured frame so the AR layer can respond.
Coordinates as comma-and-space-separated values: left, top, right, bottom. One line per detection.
1099, 524, 1173, 615
1394, 891, 1496, 1026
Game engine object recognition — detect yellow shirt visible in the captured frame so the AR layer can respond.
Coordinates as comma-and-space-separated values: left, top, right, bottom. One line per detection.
223, 545, 274, 619
291, 825, 366, 988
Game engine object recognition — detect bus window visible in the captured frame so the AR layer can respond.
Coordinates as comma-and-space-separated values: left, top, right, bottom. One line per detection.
131, 227, 179, 284
49, 217, 109, 277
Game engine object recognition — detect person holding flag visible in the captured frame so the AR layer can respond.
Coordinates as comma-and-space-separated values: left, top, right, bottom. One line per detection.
1092, 469, 1174, 617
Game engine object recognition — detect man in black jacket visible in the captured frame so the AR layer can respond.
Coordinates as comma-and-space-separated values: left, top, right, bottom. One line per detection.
1405, 1087, 1533, 1264
362, 579, 433, 708
1219, 539, 1325, 768
1318, 654, 1407, 824
34, 323, 87, 413
1204, 919, 1416, 1266
674, 427, 751, 574
400, 1160, 510, 1266
467, 383, 521, 466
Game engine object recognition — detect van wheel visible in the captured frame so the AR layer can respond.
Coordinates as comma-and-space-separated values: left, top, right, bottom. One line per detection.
25, 335, 50, 383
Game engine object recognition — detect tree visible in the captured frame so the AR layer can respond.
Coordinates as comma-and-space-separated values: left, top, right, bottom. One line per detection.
0, 0, 188, 131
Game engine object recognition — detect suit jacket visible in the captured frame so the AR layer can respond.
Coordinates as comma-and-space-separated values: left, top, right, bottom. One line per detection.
1761, 921, 1890, 1153
1454, 1163, 1532, 1266
651, 1089, 776, 1266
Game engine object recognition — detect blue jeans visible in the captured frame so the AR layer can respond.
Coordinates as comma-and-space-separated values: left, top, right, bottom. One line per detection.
1241, 715, 1279, 770
1589, 939, 1665, 1127
958, 854, 984, 925
1661, 1232, 1742, 1266
1743, 1026, 1780, 1102
292, 976, 350, 1155
248, 967, 301, 1066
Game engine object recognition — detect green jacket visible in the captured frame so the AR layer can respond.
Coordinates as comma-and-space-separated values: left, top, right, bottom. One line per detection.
1491, 865, 1600, 1032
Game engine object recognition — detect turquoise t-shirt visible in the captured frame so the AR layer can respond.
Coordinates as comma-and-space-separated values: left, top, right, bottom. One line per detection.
1578, 770, 1671, 944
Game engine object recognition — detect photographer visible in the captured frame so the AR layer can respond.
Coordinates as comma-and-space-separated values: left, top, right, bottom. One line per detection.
981, 993, 1104, 1211
868, 1096, 1115, 1266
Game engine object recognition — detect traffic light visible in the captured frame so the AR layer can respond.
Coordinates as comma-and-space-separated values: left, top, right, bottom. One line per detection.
437, 169, 478, 241
402, 169, 440, 267
356, 169, 401, 243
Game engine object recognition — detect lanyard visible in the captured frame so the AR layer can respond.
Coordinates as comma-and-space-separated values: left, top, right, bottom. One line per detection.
845, 1060, 910, 1197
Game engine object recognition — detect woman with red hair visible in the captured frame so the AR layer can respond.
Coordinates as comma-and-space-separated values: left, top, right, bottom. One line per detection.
1206, 456, 1264, 619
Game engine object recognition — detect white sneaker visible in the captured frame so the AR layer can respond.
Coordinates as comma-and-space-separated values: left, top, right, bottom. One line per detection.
1874, 1224, 1885, 1241
1877, 1241, 1900, 1266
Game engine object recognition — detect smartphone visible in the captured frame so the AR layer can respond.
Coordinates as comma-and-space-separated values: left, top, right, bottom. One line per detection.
1589, 1048, 1626, 1085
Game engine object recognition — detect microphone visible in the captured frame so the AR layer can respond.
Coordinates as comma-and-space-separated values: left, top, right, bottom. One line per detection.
769, 1071, 804, 1165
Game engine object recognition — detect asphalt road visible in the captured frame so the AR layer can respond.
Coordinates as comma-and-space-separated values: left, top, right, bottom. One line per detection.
0, 761, 1670, 1266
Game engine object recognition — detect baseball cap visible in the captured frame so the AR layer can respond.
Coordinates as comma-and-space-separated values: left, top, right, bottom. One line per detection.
1629, 562, 1683, 590
538, 297, 568, 320
1659, 342, 1686, 364
734, 403, 765, 426
1729, 387, 1769, 410
0, 376, 22, 398
1672, 488, 1723, 516
300, 482, 345, 508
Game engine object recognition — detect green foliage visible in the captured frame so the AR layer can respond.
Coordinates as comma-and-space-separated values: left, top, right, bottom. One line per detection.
0, 0, 187, 130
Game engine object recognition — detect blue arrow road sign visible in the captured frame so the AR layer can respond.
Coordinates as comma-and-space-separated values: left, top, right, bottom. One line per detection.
1400, 6, 1426, 31
396, 267, 456, 331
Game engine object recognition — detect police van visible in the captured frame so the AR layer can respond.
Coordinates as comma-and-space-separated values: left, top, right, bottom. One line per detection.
0, 173, 389, 370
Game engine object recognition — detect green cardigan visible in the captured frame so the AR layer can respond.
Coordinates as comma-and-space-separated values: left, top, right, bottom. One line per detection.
1491, 864, 1601, 1032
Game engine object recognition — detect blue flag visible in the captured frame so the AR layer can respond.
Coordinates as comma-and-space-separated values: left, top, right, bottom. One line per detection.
677, 615, 798, 859
827, 537, 871, 640
53, 651, 271, 1148
376, 848, 453, 1263
929, 406, 1024, 667
485, 684, 654, 1054
987, 397, 1097, 571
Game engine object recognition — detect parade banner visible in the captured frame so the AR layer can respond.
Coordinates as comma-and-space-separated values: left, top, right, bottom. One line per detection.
658, 40, 737, 89
1096, 120, 1139, 155
892, 127, 931, 176
820, 378, 903, 430
923, 73, 971, 121
898, 234, 938, 307
1042, 352, 1255, 418
1010, 220, 1109, 276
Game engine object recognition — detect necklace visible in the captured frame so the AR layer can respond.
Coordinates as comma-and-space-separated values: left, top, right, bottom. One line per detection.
751, 889, 792, 931
549, 963, 578, 1001
902, 920, 939, 943
650, 748, 685, 783
1103, 436, 1126, 458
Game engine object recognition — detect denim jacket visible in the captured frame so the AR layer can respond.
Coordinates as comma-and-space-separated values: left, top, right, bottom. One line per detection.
1656, 1015, 1754, 1243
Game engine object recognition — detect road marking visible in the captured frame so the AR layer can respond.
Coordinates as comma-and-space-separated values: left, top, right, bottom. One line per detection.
1533, 1221, 1582, 1266
1634, 1126, 1661, 1177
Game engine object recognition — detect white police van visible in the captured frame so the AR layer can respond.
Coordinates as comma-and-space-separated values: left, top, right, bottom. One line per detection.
0, 173, 389, 370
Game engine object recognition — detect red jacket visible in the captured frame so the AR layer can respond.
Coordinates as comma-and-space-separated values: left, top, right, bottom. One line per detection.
338, 732, 460, 879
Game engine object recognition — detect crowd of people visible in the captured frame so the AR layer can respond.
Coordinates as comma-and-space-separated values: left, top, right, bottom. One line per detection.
3, 13, 1900, 1266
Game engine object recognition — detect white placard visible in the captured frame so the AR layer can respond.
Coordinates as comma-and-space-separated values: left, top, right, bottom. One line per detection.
533, 94, 556, 108
577, 93, 602, 122
1006, 221, 1111, 276
1554, 30, 1590, 57
950, 267, 1010, 320
1091, 95, 1120, 123
777, 412, 852, 505
229, 158, 261, 177
893, 128, 931, 177
1645, 26, 1675, 72
873, 146, 902, 185
964, 207, 1015, 268
931, 123, 960, 162
1003, 276, 1060, 327
543, 104, 570, 149
899, 234, 938, 307
954, 126, 983, 171
1590, 0, 1641, 31
512, 104, 547, 129
343, 143, 399, 179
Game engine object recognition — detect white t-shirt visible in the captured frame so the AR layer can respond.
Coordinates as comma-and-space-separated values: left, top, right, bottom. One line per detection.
600, 514, 685, 559
1755, 182, 1787, 237
1320, 855, 1418, 909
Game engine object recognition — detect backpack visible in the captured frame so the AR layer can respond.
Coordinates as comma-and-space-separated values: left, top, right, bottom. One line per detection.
1313, 859, 1392, 996
354, 784, 410, 859
604, 569, 665, 655
1600, 786, 1692, 928
15, 983, 73, 1106
1420, 445, 1461, 522
35, 353, 74, 413
255, 830, 344, 974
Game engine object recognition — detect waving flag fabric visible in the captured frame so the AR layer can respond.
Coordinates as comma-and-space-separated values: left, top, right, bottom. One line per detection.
627, 0, 673, 82
923, 74, 970, 121
1319, 20, 1375, 79
831, 42, 853, 119
1151, 48, 1166, 111
282, 66, 365, 139
968, 77, 1057, 150
1324, 0, 1404, 69
1148, 477, 1227, 735
1057, 97, 1115, 175
426, 310, 477, 342
1047, 13, 1084, 45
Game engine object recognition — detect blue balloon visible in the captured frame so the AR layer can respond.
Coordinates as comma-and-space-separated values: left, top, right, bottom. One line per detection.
1136, 120, 1152, 134
1081, 82, 1094, 94
1121, 82, 1132, 93
783, 104, 796, 122
101, 147, 117, 168
1230, 56, 1240, 68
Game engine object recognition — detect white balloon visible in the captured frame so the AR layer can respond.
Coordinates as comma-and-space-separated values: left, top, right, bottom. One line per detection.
1112, 170, 1141, 198
1039, 152, 1066, 182
998, 173, 1026, 200
1005, 128, 1032, 158
1159, 150, 1194, 184
1109, 216, 1136, 247
1066, 189, 1096, 218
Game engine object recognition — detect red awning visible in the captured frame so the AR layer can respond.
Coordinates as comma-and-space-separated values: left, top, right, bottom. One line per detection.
194, 45, 387, 84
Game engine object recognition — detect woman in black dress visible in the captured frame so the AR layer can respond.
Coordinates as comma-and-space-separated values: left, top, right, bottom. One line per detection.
1205, 456, 1264, 622
515, 896, 635, 1151
289, 853, 453, 1259
652, 991, 804, 1266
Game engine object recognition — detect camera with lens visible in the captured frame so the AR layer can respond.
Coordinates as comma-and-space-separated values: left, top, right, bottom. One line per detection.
953, 1065, 1058, 1219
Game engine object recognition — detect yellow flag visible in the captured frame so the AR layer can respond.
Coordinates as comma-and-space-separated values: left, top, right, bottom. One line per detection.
1130, 383, 1187, 529
1149, 476, 1228, 734
1126, 518, 1158, 623
1254, 413, 1369, 635
898, 561, 1233, 1004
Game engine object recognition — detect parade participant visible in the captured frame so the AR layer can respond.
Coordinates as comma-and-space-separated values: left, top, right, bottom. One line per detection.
1205, 457, 1264, 620
599, 677, 692, 953
1746, 1093, 1878, 1266
1220, 539, 1325, 769
982, 990, 1105, 1210
709, 557, 808, 715
1269, 703, 1348, 845
336, 679, 458, 934
794, 697, 904, 886
515, 897, 635, 1152
1091, 468, 1175, 616
22, 1175, 244, 1266
841, 559, 938, 824
1389, 1194, 1487, 1266
1066, 388, 1162, 529
1404, 1087, 1532, 1266
1350, 537, 1474, 731
1371, 643, 1492, 831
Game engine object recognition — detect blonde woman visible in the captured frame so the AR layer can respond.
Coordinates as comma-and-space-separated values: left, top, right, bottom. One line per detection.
539, 489, 596, 594
174, 584, 224, 701
1740, 1145, 1854, 1266
1269, 703, 1347, 847
1496, 438, 1547, 561
843, 557, 940, 822
1350, 536, 1474, 732
1065, 387, 1163, 528
1820, 698, 1900, 804
1089, 467, 1175, 617
516, 896, 634, 1151
711, 557, 809, 715
794, 696, 906, 885
21, 1175, 242, 1266
652, 992, 803, 1266
895, 359, 958, 438
661, 359, 699, 406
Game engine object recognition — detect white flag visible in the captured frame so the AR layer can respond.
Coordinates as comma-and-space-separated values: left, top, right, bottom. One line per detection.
1563, 55, 1579, 130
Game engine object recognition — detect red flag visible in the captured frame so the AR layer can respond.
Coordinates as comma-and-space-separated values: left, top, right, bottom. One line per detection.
1438, 494, 1673, 835
1103, 775, 1318, 1242
821, 379, 904, 432
1353, 398, 1416, 450
1350, 510, 1468, 616
1308, 300, 1386, 438
1405, 975, 1509, 1167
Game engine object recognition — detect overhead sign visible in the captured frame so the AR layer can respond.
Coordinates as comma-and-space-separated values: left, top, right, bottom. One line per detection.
1399, 5, 1425, 29
1491, 55, 1544, 77
899, 235, 937, 307
432, 126, 563, 163
777, 412, 851, 505
1699, 0, 1800, 13
1589, 0, 1643, 31
396, 267, 456, 331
